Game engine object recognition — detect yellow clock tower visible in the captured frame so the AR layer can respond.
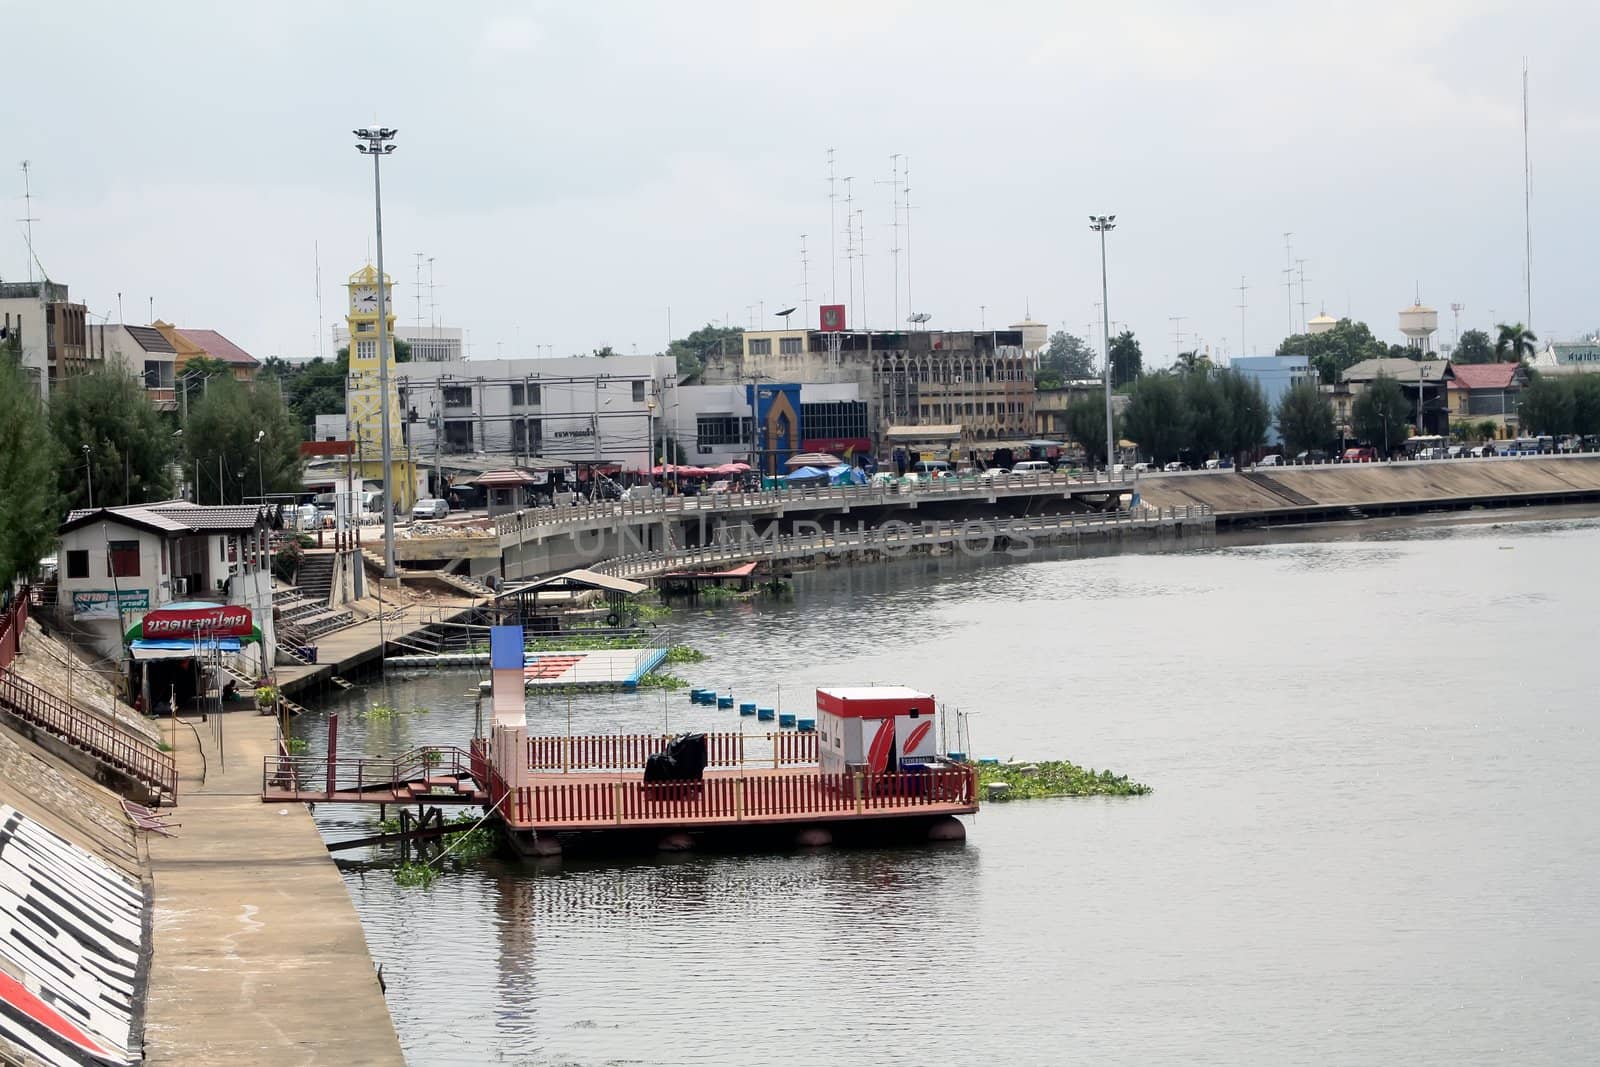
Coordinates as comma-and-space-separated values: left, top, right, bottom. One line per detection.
344, 263, 404, 470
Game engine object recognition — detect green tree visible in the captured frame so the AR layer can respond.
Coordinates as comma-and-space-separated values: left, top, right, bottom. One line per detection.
1174, 350, 1213, 375
1277, 318, 1389, 384
1109, 330, 1142, 388
1350, 373, 1410, 454
182, 378, 304, 506
1275, 379, 1337, 455
0, 352, 59, 587
1494, 322, 1538, 364
1516, 374, 1574, 435
1121, 373, 1186, 464
1218, 369, 1270, 461
1452, 328, 1495, 364
1180, 371, 1229, 459
667, 323, 744, 381
1571, 374, 1600, 436
1063, 397, 1113, 465
49, 365, 176, 511
1041, 331, 1097, 380
263, 354, 347, 432
393, 338, 411, 363
181, 354, 235, 380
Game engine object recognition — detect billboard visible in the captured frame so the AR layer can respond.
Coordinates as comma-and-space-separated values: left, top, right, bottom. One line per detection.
140, 604, 254, 639
747, 382, 802, 475
71, 590, 150, 621
820, 304, 846, 332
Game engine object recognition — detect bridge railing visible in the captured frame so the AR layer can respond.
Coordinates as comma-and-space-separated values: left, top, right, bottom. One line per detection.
263, 744, 482, 799
526, 731, 817, 772
490, 469, 1131, 540
590, 505, 1212, 578
509, 764, 978, 827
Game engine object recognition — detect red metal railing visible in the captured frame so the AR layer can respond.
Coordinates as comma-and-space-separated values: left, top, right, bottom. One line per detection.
0, 669, 177, 803
514, 765, 977, 828
263, 745, 496, 801
0, 590, 27, 670
526, 731, 818, 772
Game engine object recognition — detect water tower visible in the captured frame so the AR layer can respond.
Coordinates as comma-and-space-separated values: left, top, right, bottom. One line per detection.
1307, 311, 1338, 335
1009, 315, 1048, 355
1399, 300, 1439, 354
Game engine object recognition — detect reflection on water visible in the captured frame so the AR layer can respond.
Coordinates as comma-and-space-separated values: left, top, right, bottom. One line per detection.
308, 514, 1600, 1066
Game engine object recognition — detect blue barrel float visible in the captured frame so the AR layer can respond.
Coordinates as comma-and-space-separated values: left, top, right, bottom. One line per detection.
716, 694, 734, 709
978, 757, 1000, 766
738, 702, 756, 716
689, 688, 708, 704
695, 690, 716, 706
757, 707, 775, 722
778, 713, 796, 729
946, 751, 967, 761
797, 718, 816, 733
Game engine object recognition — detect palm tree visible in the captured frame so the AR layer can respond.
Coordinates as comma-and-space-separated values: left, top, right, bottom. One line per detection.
1174, 350, 1212, 375
1494, 322, 1538, 364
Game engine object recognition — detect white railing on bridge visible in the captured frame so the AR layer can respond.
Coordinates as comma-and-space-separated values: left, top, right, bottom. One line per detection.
491, 469, 1132, 540
590, 504, 1212, 579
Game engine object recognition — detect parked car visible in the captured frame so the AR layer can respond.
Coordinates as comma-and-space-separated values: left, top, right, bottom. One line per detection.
411, 498, 450, 521
706, 479, 733, 494
1256, 454, 1284, 467
294, 503, 321, 531
1447, 444, 1468, 459
1011, 460, 1053, 475
979, 467, 1012, 480
1294, 449, 1328, 464
1163, 461, 1189, 472
1342, 447, 1377, 463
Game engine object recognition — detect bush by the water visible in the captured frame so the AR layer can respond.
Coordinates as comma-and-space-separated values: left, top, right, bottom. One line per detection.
977, 760, 1151, 800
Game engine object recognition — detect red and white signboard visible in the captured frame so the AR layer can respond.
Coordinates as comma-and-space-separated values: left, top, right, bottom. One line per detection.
142, 604, 254, 638
819, 304, 846, 332
815, 687, 935, 775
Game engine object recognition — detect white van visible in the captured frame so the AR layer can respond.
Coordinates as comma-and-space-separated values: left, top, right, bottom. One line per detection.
913, 460, 952, 477
1012, 460, 1052, 475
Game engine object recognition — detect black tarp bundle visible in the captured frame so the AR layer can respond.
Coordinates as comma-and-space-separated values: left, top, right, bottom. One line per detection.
644, 733, 709, 783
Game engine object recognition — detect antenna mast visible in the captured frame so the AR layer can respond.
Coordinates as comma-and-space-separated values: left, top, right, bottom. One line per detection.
315, 242, 324, 359
843, 176, 855, 329
1523, 56, 1536, 331
1236, 276, 1248, 358
878, 154, 901, 329
1450, 302, 1464, 348
18, 161, 38, 284
856, 207, 868, 332
1282, 233, 1295, 335
800, 234, 811, 328
902, 158, 914, 326
414, 252, 425, 334
1296, 260, 1309, 335
1170, 316, 1186, 361
827, 149, 837, 306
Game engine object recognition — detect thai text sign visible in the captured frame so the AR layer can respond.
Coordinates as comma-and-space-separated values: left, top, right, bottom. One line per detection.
71, 590, 150, 620
142, 604, 253, 638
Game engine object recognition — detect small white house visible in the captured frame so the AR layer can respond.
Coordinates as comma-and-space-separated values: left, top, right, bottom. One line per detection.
56, 503, 278, 681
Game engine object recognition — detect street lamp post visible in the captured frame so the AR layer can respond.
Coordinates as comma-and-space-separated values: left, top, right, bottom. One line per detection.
355, 125, 399, 580
1090, 215, 1117, 475
82, 445, 94, 509
254, 430, 265, 509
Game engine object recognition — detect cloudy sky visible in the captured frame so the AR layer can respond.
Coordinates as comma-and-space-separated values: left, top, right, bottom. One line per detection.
5, 1, 1595, 367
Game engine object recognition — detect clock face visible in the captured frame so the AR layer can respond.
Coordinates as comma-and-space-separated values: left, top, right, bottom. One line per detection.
353, 286, 379, 312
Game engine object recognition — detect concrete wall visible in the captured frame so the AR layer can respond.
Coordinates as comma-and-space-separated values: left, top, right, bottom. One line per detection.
1136, 455, 1600, 517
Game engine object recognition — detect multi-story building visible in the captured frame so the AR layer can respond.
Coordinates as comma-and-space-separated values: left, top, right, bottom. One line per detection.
392, 355, 670, 475
0, 280, 89, 396
671, 381, 868, 468
89, 324, 179, 411
1232, 355, 1317, 445
152, 321, 259, 382
704, 327, 1034, 452
332, 323, 464, 363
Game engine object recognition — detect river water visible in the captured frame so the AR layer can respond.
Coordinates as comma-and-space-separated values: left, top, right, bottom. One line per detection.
305, 512, 1600, 1066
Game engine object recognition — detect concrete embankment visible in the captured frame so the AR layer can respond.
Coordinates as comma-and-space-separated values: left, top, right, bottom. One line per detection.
1135, 455, 1600, 524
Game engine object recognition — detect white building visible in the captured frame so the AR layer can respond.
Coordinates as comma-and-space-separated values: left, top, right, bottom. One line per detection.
389, 355, 671, 473
0, 280, 88, 397
88, 324, 179, 411
56, 502, 278, 677
332, 324, 464, 363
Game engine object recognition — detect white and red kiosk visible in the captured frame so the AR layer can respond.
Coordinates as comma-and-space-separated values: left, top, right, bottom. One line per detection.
815, 686, 938, 776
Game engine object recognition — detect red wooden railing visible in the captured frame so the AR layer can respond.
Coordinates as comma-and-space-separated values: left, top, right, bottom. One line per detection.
526, 731, 819, 772
514, 765, 977, 828
0, 669, 177, 803
264, 745, 498, 801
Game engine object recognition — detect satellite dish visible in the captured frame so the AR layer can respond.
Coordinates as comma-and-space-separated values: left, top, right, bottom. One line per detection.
908, 312, 931, 325
776, 307, 797, 317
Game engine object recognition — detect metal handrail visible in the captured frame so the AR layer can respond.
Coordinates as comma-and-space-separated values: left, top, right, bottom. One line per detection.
262, 744, 491, 799
590, 505, 1212, 578
526, 731, 818, 772
0, 668, 177, 802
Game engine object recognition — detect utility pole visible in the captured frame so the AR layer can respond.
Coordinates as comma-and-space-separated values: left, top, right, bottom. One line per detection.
1282, 233, 1296, 336
1170, 316, 1186, 362
1296, 259, 1310, 335
355, 126, 399, 579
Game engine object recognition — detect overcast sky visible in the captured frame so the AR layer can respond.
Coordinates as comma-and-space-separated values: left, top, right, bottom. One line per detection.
5, 1, 1596, 367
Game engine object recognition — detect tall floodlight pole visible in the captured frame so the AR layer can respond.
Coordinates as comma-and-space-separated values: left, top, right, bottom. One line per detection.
1090, 216, 1117, 473
355, 126, 399, 579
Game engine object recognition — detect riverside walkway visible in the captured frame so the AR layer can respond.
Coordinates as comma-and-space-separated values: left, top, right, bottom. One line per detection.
273, 590, 480, 698
143, 709, 403, 1065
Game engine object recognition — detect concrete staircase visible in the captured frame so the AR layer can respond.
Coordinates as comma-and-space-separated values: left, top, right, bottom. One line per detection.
295, 552, 336, 606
